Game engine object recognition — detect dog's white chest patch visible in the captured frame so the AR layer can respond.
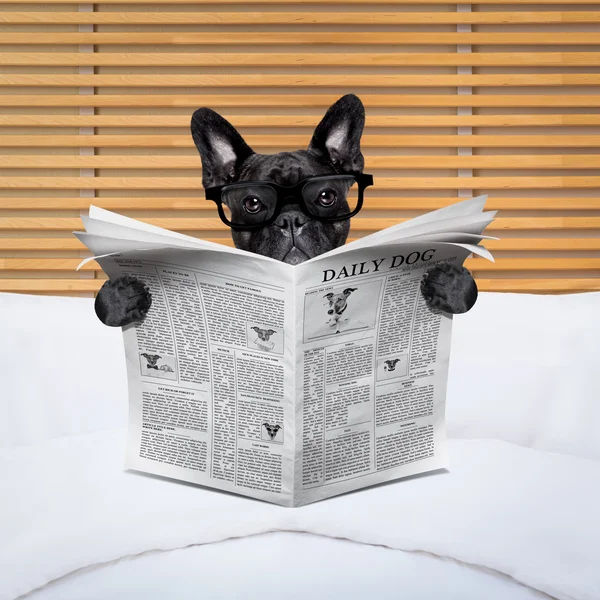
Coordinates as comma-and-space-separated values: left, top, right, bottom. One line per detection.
255, 338, 275, 351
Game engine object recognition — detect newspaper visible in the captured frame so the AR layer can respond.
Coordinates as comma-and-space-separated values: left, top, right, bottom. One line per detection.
74, 196, 496, 507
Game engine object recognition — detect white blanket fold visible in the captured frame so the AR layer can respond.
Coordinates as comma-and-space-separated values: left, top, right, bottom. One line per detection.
2, 429, 599, 600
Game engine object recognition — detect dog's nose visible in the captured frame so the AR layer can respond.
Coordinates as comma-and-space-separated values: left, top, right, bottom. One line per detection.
274, 206, 308, 231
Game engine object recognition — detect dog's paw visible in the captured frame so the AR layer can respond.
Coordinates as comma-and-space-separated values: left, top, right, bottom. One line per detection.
94, 274, 152, 327
420, 262, 477, 315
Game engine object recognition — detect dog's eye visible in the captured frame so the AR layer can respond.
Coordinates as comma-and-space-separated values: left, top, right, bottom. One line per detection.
317, 189, 337, 207
243, 196, 263, 214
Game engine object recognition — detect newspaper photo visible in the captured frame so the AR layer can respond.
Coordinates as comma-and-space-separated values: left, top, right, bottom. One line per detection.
74, 195, 496, 507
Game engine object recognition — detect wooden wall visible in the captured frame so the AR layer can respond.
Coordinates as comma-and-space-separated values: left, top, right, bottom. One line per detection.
1, 0, 600, 296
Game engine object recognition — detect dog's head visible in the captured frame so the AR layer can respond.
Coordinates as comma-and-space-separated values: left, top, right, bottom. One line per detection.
263, 422, 281, 440
191, 95, 366, 265
323, 287, 357, 315
252, 326, 276, 342
141, 353, 161, 367
384, 358, 401, 372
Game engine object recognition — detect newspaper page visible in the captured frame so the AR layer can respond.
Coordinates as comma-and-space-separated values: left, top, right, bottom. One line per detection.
94, 246, 298, 507
76, 196, 493, 506
293, 241, 473, 506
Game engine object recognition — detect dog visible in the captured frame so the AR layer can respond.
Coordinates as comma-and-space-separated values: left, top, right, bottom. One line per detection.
141, 353, 161, 370
263, 422, 281, 441
94, 95, 478, 328
251, 327, 276, 342
159, 364, 174, 373
324, 287, 356, 331
384, 358, 401, 372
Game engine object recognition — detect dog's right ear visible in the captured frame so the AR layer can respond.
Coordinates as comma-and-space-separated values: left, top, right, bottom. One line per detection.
191, 108, 255, 189
323, 293, 334, 300
308, 94, 365, 173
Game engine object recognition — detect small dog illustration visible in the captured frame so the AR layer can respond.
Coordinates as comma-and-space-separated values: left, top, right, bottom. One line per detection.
159, 364, 174, 372
384, 359, 401, 372
252, 327, 276, 342
323, 288, 357, 332
141, 353, 161, 370
263, 422, 281, 441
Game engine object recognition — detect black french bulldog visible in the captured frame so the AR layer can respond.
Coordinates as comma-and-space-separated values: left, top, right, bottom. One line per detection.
94, 94, 477, 328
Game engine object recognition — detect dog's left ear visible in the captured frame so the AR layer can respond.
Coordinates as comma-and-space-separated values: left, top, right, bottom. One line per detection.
191, 107, 255, 188
308, 94, 365, 173
343, 287, 358, 296
267, 329, 275, 335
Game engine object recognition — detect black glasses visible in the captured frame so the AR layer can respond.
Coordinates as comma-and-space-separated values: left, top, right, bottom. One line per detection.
205, 173, 374, 231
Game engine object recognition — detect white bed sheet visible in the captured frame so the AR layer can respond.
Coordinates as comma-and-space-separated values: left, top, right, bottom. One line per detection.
1, 290, 600, 600
2, 428, 599, 600
446, 292, 600, 462
28, 533, 548, 600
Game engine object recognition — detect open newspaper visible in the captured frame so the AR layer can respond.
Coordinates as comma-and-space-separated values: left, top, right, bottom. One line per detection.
74, 195, 496, 507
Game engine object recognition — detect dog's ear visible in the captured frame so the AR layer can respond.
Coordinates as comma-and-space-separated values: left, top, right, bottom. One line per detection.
323, 293, 334, 300
308, 94, 365, 173
191, 108, 255, 188
267, 329, 275, 335
343, 287, 357, 296
251, 326, 260, 332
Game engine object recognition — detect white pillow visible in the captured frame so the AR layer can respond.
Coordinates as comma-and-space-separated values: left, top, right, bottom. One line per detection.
447, 291, 600, 462
0, 292, 127, 448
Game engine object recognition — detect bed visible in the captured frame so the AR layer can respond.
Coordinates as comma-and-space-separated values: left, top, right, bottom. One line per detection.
1, 290, 599, 600
2, 0, 600, 596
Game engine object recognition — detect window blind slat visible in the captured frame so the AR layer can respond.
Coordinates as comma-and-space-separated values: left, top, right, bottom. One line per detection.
2, 12, 600, 25
4, 115, 600, 128
3, 155, 600, 169
1, 32, 598, 45
3, 135, 600, 148
1, 217, 598, 232
2, 95, 598, 108
3, 52, 600, 68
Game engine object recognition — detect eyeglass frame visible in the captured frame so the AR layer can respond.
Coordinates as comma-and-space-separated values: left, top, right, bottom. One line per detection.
204, 173, 374, 231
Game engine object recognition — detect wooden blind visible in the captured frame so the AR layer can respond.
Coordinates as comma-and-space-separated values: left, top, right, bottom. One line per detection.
1, 1, 599, 296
